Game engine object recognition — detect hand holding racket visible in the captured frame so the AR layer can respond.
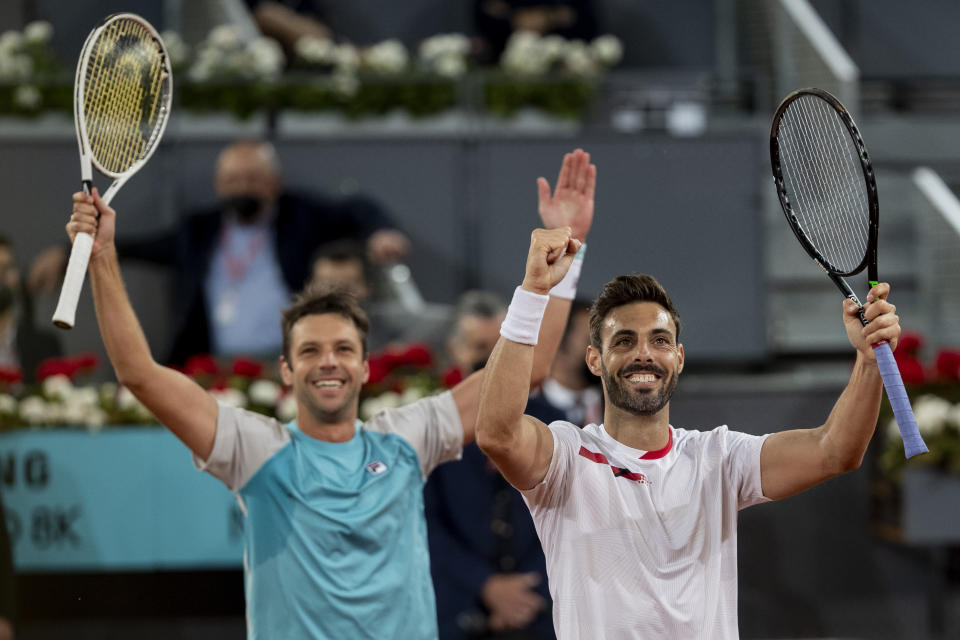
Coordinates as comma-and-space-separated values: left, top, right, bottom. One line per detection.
770, 88, 927, 459
53, 13, 172, 329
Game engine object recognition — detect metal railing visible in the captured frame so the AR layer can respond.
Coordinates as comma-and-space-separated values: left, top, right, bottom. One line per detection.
912, 167, 960, 350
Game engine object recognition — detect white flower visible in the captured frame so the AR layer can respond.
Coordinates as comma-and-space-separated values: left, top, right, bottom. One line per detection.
249, 37, 285, 79
295, 36, 335, 65
0, 394, 16, 414
332, 70, 359, 97
61, 399, 89, 425
501, 31, 548, 75
68, 386, 100, 409
208, 25, 240, 51
434, 54, 466, 78
19, 396, 48, 425
277, 394, 298, 422
419, 33, 470, 61
83, 407, 107, 431
363, 39, 408, 75
399, 388, 427, 406
590, 34, 623, 67
115, 385, 151, 419
0, 31, 25, 56
210, 387, 247, 409
540, 35, 566, 63
249, 379, 281, 406
563, 40, 597, 76
160, 30, 190, 67
99, 382, 117, 404
42, 374, 73, 401
333, 43, 360, 71
23, 21, 53, 45
914, 394, 952, 436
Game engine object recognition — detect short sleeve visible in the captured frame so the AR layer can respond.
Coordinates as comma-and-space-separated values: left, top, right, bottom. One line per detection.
192, 402, 291, 491
364, 391, 462, 478
722, 428, 771, 510
519, 421, 579, 511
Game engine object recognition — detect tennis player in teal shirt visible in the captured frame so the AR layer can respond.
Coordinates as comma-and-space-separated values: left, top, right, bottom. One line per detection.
68, 149, 596, 638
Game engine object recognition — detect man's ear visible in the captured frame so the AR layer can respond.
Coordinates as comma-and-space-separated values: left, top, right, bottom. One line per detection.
677, 343, 684, 374
586, 345, 602, 377
279, 355, 293, 386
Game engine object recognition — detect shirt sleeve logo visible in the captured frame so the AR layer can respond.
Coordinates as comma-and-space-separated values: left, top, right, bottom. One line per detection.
365, 460, 388, 475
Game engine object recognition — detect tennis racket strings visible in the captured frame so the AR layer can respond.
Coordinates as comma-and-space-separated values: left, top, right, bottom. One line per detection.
82, 17, 169, 175
776, 94, 870, 275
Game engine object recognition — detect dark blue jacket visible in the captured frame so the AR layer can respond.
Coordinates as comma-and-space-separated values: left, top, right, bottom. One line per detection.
425, 397, 565, 639
116, 190, 395, 365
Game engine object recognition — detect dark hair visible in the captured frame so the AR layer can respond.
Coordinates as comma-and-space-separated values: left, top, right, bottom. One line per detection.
282, 285, 370, 360
589, 274, 681, 349
453, 290, 506, 323
310, 240, 371, 280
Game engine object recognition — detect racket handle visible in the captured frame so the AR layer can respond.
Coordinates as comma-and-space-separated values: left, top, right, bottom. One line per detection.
51, 232, 94, 330
873, 342, 928, 459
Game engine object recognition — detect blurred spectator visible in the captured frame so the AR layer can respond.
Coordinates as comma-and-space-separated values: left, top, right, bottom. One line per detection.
446, 290, 507, 375
426, 289, 561, 639
308, 240, 449, 353
474, 0, 598, 62
0, 234, 61, 384
527, 299, 601, 425
29, 140, 409, 365
244, 0, 332, 51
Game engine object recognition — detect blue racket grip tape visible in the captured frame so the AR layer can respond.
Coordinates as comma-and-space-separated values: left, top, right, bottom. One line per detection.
873, 342, 928, 459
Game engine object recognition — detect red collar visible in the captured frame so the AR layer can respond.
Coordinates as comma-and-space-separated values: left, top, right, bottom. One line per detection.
639, 427, 673, 460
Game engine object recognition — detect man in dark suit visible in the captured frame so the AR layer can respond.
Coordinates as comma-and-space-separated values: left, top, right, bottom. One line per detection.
30, 141, 409, 365
426, 290, 561, 639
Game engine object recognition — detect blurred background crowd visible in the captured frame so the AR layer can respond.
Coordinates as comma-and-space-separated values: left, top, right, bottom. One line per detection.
1, 0, 960, 638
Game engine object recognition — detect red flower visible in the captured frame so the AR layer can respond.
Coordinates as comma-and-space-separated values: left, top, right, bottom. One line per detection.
0, 366, 22, 384
36, 357, 80, 380
184, 354, 219, 376
934, 349, 960, 381
367, 356, 392, 385
896, 332, 923, 358
396, 343, 433, 368
897, 357, 926, 385
69, 352, 100, 372
231, 357, 264, 378
442, 366, 464, 389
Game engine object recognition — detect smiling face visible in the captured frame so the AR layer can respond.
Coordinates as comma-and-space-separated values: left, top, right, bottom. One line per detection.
279, 313, 369, 425
587, 301, 684, 417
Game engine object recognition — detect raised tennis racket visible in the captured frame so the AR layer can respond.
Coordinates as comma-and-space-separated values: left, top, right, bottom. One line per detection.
52, 13, 172, 329
770, 87, 927, 459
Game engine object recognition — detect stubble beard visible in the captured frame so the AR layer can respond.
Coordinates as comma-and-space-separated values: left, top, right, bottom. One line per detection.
601, 361, 678, 417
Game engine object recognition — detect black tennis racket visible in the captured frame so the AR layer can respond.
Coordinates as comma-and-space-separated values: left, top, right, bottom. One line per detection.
770, 87, 927, 459
52, 13, 172, 329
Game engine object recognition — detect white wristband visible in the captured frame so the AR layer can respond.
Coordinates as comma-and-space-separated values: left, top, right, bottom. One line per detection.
500, 286, 550, 346
549, 243, 586, 300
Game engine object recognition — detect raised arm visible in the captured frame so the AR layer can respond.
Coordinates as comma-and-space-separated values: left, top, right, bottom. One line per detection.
476, 228, 581, 490
68, 190, 219, 460
452, 149, 596, 445
760, 283, 901, 500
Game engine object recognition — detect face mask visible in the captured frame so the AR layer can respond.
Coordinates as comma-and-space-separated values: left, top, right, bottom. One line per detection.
0, 283, 15, 314
222, 195, 264, 223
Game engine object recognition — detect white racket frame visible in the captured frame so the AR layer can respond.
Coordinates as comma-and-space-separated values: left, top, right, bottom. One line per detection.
53, 13, 172, 329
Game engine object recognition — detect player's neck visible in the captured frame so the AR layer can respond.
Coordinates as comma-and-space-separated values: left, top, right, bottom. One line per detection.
602, 405, 670, 452
297, 409, 358, 443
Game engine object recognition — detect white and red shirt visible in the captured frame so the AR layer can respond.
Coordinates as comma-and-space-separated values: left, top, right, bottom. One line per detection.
521, 421, 770, 639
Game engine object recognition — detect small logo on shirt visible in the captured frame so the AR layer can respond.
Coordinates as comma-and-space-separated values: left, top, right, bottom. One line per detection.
366, 460, 388, 475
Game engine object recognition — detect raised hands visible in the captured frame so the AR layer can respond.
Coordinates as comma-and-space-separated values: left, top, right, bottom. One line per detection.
521, 227, 582, 295
537, 148, 596, 241
67, 188, 116, 259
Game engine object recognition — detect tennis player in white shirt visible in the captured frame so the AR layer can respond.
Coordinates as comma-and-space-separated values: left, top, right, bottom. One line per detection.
477, 232, 902, 639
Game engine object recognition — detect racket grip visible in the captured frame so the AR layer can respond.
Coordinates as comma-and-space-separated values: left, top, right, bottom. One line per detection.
51, 232, 94, 330
873, 342, 928, 459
